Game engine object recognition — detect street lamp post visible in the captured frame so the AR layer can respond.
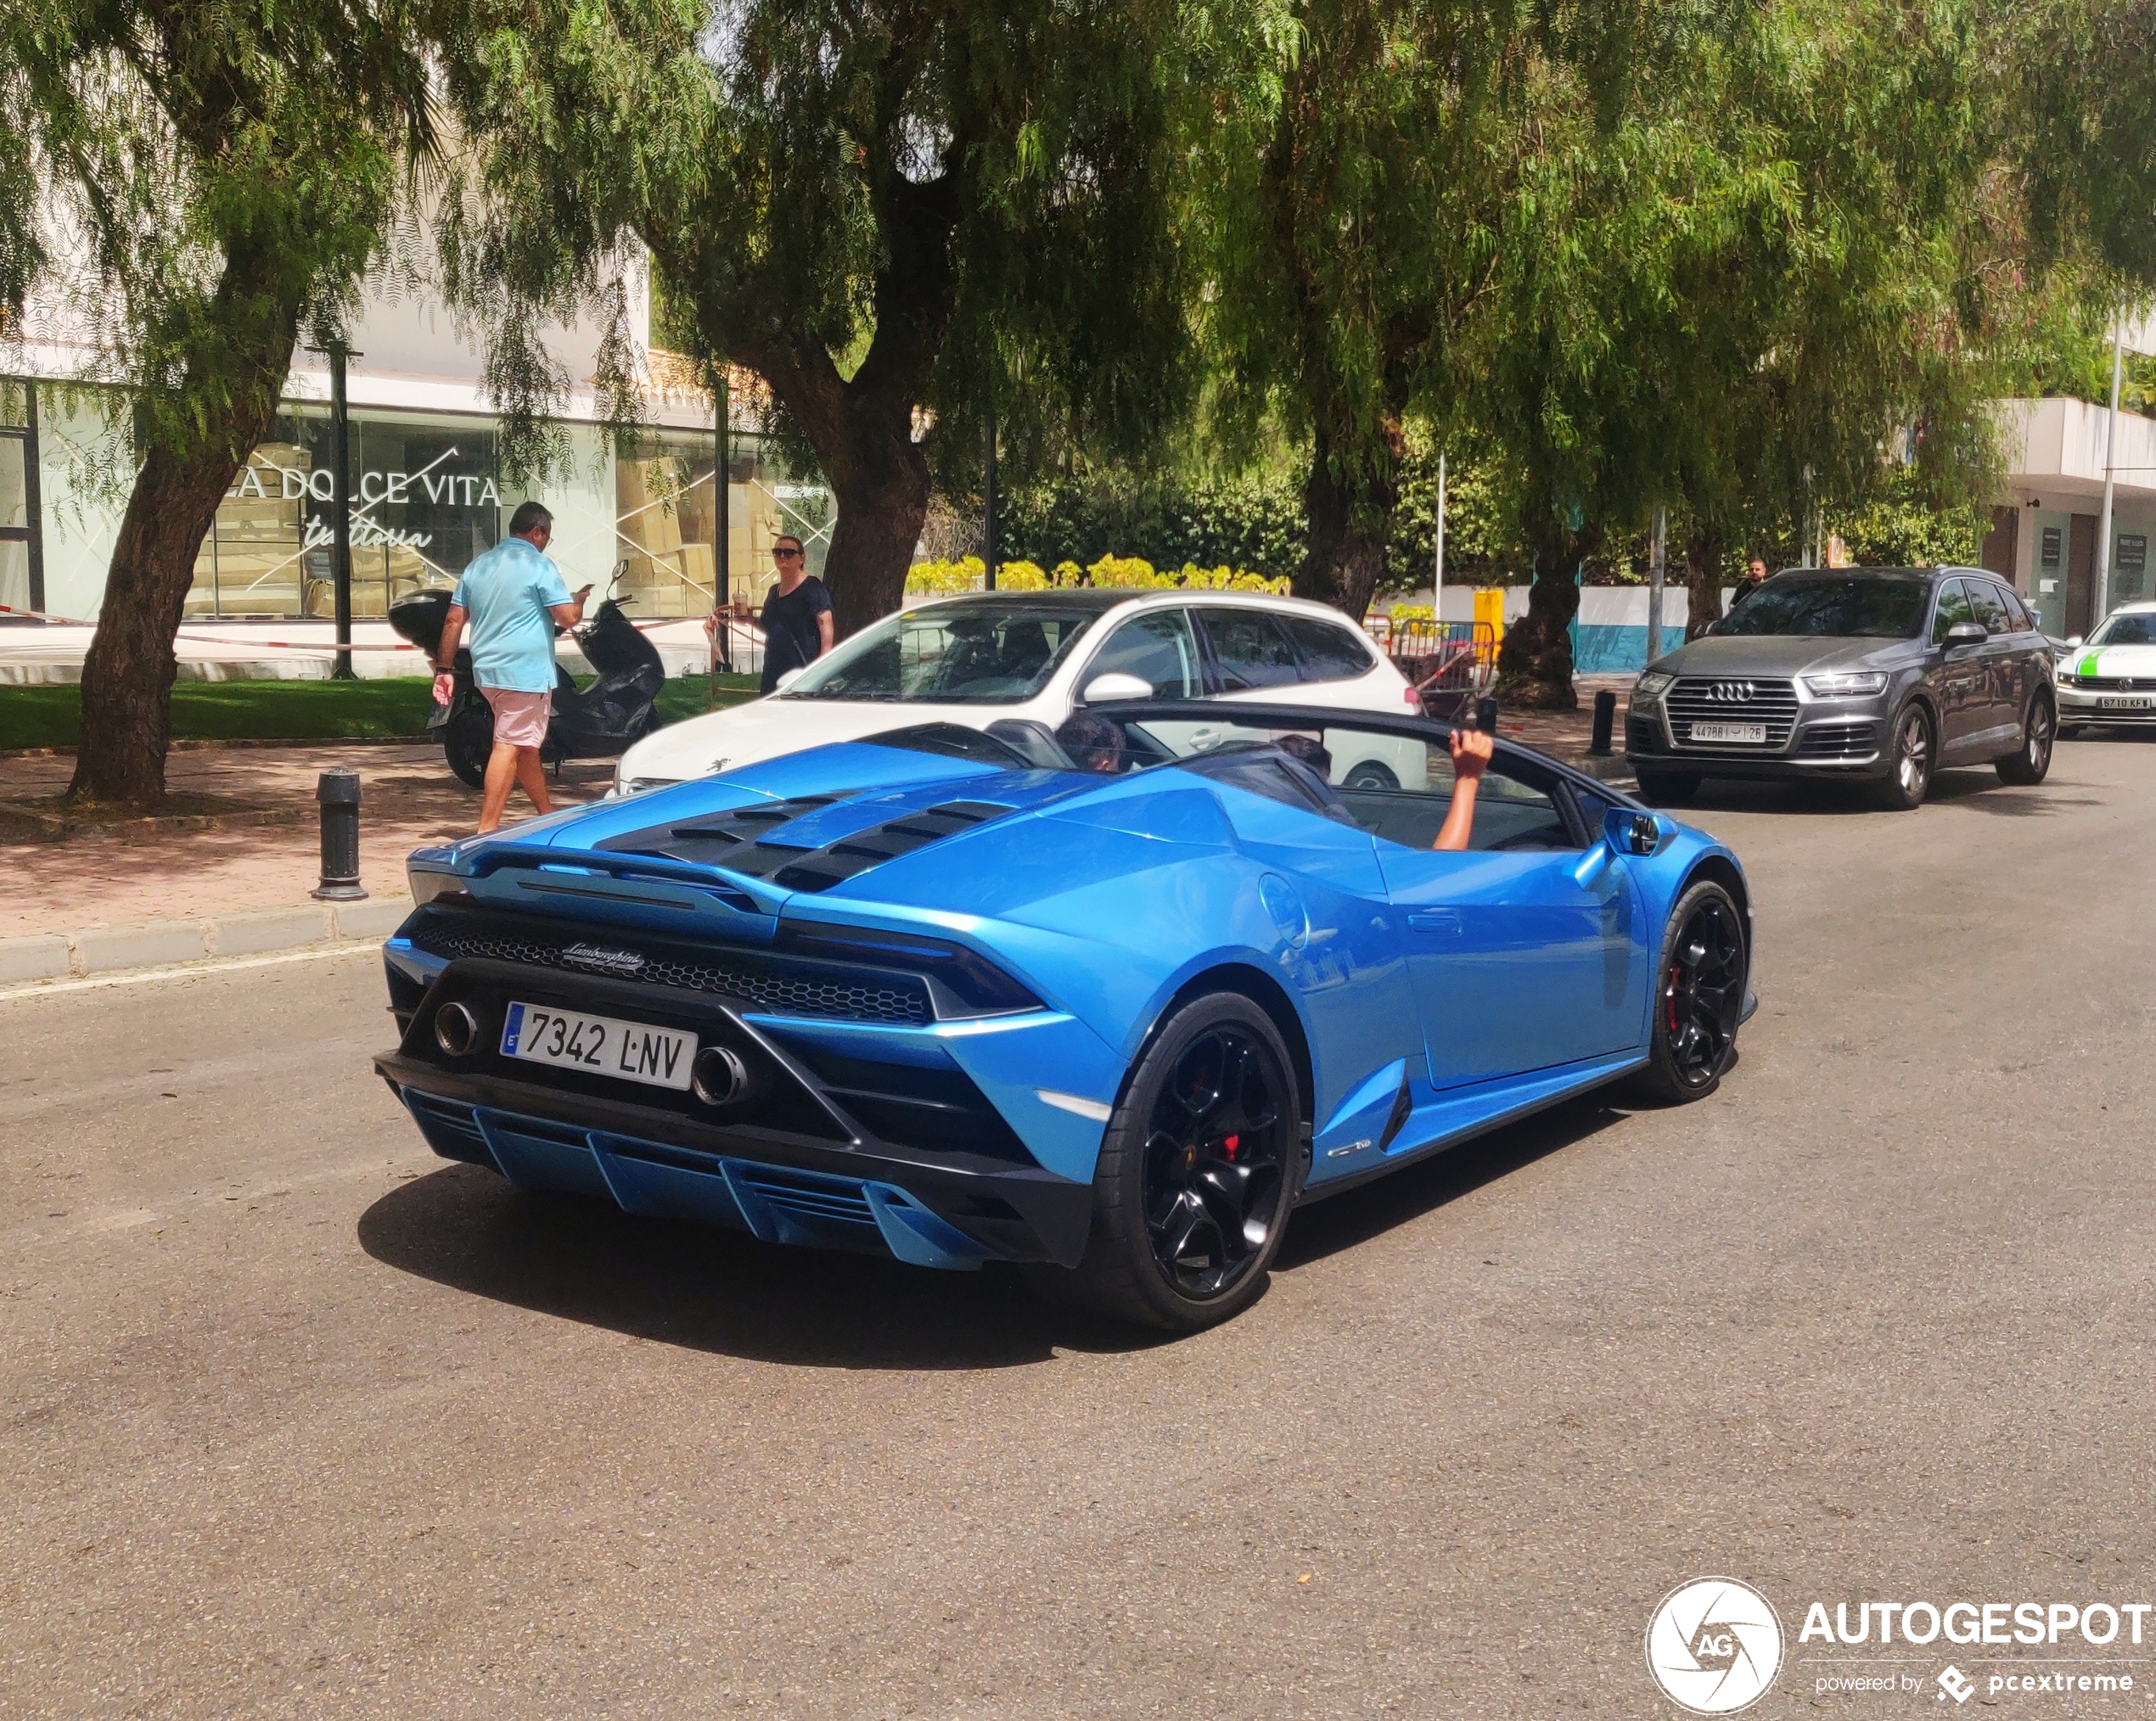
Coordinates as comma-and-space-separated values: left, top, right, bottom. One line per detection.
982, 408, 998, 592
1647, 507, 1666, 664
306, 337, 360, 680
2096, 311, 2125, 625
714, 370, 732, 690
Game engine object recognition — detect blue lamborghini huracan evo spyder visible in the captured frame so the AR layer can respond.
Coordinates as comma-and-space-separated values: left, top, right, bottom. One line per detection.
375, 699, 1755, 1330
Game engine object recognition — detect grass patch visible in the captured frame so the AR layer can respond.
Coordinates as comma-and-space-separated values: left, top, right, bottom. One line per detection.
0, 673, 762, 749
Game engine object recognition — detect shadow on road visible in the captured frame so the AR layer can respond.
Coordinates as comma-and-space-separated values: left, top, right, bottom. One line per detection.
1273, 1091, 1631, 1272
360, 1085, 1641, 1363
357, 1163, 1165, 1370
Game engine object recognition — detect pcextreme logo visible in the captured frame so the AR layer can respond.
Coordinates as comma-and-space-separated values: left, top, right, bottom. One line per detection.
1646, 1578, 1786, 1714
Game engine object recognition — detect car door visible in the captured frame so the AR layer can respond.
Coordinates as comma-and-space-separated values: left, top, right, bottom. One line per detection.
1928, 578, 1986, 760
1961, 580, 2021, 752
1367, 743, 1649, 1090
1195, 607, 1304, 703
1068, 606, 1229, 754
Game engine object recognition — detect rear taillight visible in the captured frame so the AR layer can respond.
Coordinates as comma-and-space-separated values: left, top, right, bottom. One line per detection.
1402, 686, 1423, 708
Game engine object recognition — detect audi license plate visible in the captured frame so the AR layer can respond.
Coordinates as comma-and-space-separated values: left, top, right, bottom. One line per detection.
2098, 696, 2151, 711
1690, 721, 1767, 744
501, 1001, 697, 1090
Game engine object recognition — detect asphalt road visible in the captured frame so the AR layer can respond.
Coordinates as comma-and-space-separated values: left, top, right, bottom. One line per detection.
5, 739, 2154, 1720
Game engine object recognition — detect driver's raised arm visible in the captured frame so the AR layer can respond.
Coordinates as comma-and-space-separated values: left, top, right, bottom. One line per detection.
1433, 727, 1493, 850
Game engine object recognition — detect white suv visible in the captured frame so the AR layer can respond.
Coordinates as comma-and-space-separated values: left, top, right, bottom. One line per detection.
615, 588, 1424, 793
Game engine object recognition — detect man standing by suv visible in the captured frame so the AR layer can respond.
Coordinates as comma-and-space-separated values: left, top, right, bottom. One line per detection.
433, 501, 591, 833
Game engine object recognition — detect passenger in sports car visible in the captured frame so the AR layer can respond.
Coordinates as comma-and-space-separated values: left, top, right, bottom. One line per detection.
1432, 726, 1492, 850
1054, 710, 1125, 773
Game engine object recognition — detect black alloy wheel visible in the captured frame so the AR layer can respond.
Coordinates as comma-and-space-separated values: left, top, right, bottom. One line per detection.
1630, 878, 1746, 1104
1140, 1024, 1290, 1300
1996, 694, 2054, 785
1871, 704, 1933, 810
1028, 993, 1300, 1331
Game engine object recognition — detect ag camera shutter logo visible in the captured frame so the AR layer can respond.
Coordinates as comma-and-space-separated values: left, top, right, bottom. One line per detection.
1646, 1577, 1785, 1714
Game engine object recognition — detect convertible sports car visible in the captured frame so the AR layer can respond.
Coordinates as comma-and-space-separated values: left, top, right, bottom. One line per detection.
375, 702, 1756, 1330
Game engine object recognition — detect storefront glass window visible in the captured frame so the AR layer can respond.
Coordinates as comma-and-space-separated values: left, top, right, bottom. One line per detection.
613, 429, 834, 617
185, 404, 839, 621
188, 408, 503, 619
0, 382, 31, 614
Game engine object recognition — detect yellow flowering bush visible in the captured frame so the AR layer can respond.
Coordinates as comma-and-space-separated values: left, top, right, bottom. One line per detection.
904, 553, 1288, 597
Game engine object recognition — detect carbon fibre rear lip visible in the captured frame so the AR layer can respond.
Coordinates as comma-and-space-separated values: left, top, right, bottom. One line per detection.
373, 1049, 1095, 1268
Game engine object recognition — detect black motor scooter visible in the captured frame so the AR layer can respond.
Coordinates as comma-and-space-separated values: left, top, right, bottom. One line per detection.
388, 563, 668, 789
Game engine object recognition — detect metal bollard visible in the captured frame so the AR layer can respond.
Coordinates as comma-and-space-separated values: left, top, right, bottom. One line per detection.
311, 768, 368, 901
1589, 689, 1617, 756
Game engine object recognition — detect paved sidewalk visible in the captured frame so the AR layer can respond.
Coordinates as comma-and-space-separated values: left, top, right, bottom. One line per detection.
0, 743, 614, 939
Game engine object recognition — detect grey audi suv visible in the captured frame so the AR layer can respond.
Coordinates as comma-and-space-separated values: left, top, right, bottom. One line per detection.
1625, 566, 2055, 810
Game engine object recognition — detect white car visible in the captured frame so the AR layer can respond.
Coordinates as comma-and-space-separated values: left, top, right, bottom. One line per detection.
615, 588, 1429, 793
2056, 603, 2156, 737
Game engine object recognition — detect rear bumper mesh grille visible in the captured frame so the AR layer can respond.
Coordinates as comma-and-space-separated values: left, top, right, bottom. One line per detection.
407, 920, 930, 1025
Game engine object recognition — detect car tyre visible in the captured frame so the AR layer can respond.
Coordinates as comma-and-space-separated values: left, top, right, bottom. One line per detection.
1634, 770, 1701, 805
1025, 993, 1300, 1332
444, 704, 495, 790
1995, 693, 2054, 785
1627, 877, 1747, 1105
1869, 704, 1934, 810
1342, 760, 1401, 790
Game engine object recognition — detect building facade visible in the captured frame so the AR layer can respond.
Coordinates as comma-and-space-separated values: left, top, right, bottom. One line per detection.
1983, 395, 2156, 638
0, 261, 829, 630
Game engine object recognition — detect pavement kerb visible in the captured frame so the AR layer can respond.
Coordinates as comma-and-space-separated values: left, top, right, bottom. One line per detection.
0, 896, 416, 982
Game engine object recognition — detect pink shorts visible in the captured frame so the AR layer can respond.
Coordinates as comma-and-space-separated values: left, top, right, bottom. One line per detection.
481, 686, 552, 748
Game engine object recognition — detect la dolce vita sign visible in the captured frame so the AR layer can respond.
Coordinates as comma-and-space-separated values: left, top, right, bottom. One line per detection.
230, 457, 503, 511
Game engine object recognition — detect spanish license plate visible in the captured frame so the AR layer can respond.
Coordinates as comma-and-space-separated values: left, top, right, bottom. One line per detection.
1690, 721, 1767, 744
2098, 697, 2151, 711
501, 1001, 697, 1090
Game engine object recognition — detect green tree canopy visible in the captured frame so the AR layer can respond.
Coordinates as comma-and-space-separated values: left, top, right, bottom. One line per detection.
441, 0, 1217, 634
4, 0, 437, 802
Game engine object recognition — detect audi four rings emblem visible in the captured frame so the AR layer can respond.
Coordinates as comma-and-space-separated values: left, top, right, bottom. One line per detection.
1708, 681, 1755, 703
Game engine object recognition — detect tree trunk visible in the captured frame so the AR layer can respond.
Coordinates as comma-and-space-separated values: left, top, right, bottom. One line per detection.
1296, 408, 1402, 622
721, 172, 956, 640
1495, 524, 1597, 710
1683, 522, 1726, 641
819, 415, 930, 639
69, 247, 299, 805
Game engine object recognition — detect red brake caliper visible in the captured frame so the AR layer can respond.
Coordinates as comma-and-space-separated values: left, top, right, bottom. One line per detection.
1221, 1134, 1241, 1161
1665, 964, 1684, 1034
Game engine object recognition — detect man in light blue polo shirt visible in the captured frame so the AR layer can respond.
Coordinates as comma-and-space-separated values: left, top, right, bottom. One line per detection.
431, 501, 592, 832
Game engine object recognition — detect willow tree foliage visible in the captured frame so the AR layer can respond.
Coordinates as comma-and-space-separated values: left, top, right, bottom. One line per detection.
3, 0, 436, 803
441, 0, 1210, 635
1487, 0, 2086, 702
1196, 0, 1553, 622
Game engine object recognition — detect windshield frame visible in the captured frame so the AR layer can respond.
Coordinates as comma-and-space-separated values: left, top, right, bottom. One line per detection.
776, 597, 1115, 705
1717, 573, 1934, 641
2087, 611, 2156, 647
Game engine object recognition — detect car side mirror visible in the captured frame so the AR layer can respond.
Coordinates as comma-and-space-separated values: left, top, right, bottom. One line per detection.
773, 666, 805, 692
2066, 635, 2084, 649
1943, 620, 1987, 648
1603, 805, 1674, 857
1081, 671, 1154, 704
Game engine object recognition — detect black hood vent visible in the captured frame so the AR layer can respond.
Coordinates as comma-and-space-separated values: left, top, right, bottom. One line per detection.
599, 797, 1013, 894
